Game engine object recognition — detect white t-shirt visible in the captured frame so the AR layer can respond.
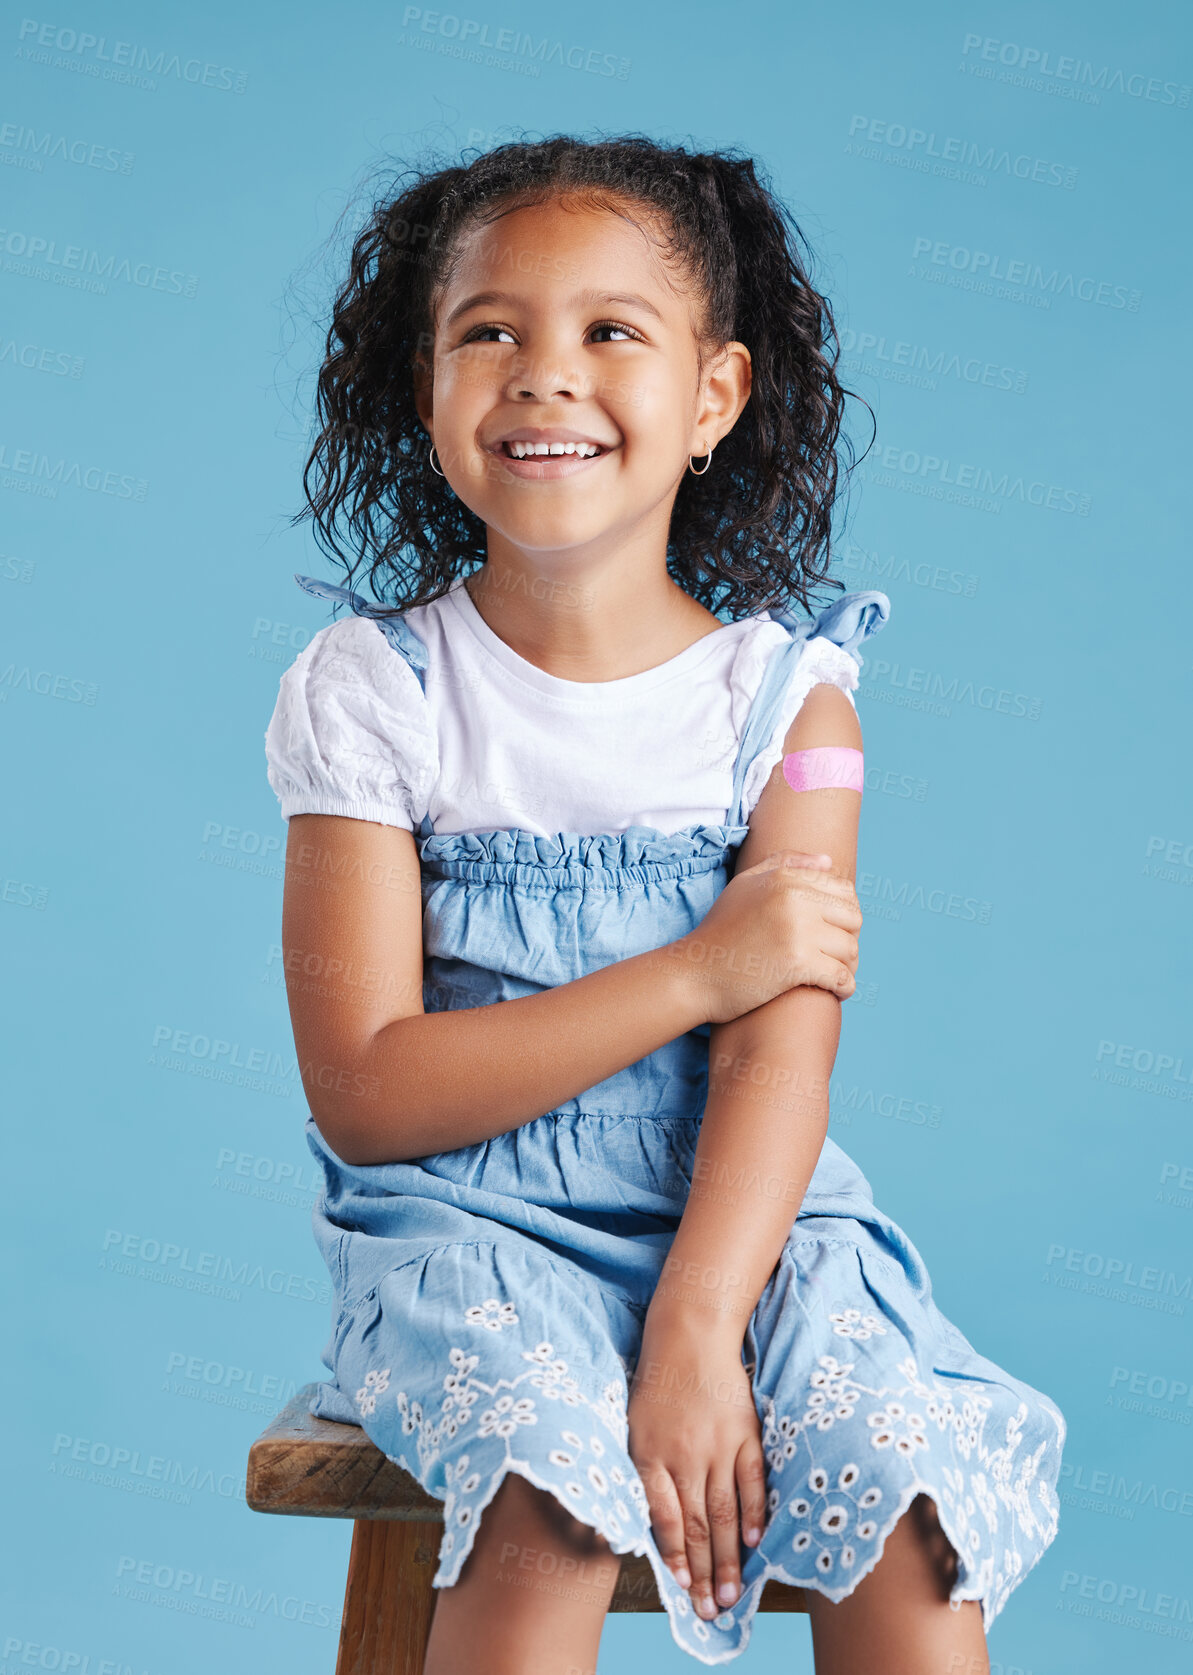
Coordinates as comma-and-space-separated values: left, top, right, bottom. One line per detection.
264, 576, 860, 838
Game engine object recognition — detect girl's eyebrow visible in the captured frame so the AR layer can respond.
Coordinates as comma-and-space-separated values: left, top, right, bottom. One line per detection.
444, 288, 664, 327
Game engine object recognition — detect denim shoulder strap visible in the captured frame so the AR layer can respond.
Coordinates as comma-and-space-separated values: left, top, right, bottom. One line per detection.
294, 573, 435, 839
727, 588, 891, 826
293, 573, 430, 693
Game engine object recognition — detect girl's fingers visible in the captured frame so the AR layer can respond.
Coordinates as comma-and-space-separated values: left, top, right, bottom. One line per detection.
815, 891, 865, 932
820, 923, 860, 970
677, 1475, 717, 1620
735, 1435, 768, 1551
706, 1468, 745, 1610
641, 1462, 691, 1589
799, 958, 855, 999
820, 959, 856, 998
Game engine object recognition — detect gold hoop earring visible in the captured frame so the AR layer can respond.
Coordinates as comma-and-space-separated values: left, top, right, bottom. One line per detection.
428, 444, 445, 477
688, 442, 713, 475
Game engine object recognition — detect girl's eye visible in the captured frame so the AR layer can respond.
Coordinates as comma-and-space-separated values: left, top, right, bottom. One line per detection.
590, 321, 642, 343
461, 324, 518, 345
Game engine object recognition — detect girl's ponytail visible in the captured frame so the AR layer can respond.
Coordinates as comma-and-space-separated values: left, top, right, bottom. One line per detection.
673, 148, 868, 615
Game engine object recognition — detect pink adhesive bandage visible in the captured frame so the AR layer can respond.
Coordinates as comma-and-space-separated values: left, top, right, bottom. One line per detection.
781, 746, 865, 794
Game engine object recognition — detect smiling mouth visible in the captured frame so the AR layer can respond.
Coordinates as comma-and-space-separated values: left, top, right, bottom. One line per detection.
495, 440, 610, 459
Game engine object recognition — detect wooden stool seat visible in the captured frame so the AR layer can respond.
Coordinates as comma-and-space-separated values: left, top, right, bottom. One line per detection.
247, 1382, 808, 1673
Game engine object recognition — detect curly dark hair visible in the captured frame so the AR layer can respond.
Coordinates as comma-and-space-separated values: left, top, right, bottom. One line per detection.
292, 131, 874, 620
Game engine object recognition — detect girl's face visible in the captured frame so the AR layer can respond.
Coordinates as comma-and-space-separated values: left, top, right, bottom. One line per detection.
416, 195, 750, 567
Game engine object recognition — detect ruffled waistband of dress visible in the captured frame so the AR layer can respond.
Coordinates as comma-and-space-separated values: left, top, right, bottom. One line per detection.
417, 820, 749, 884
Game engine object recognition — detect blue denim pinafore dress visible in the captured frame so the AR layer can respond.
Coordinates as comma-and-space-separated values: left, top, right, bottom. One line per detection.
287, 573, 1066, 1664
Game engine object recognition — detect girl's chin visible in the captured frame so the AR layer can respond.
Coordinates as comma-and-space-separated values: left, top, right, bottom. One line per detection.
481, 514, 625, 555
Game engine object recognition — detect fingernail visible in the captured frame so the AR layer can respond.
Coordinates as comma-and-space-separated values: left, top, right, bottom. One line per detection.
674, 1565, 691, 1588
744, 1526, 761, 1545
717, 1581, 739, 1606
698, 1593, 716, 1617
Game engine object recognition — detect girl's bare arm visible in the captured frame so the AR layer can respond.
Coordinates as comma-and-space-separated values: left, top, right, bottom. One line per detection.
624, 682, 861, 1618
281, 813, 711, 1164
645, 679, 863, 1339
280, 798, 859, 1167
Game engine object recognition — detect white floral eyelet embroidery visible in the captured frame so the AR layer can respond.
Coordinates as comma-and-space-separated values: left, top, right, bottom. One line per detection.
759, 1340, 1059, 1624
464, 1298, 519, 1331
350, 1304, 638, 1580
828, 1308, 888, 1340
342, 1279, 1061, 1650
353, 1366, 390, 1417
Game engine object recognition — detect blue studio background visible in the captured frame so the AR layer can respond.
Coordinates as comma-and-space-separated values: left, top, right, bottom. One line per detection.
4, 1, 1191, 1671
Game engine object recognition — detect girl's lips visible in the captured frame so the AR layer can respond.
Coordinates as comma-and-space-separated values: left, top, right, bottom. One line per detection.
486, 444, 615, 481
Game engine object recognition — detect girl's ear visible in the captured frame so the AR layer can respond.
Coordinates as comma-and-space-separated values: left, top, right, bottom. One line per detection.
695, 340, 752, 452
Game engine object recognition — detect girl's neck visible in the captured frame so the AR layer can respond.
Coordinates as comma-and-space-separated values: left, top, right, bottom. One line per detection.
464, 548, 725, 686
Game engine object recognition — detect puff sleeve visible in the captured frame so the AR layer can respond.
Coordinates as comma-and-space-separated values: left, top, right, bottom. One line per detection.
264, 614, 437, 830
738, 634, 860, 822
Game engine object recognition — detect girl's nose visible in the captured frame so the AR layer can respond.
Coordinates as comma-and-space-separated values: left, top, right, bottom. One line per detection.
504, 347, 584, 404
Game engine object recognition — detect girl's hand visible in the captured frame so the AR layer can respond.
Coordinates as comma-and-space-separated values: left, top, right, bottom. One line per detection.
671, 850, 861, 1025
627, 1307, 767, 1621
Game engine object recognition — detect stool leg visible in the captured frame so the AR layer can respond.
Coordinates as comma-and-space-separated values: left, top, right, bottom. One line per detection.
335, 1518, 440, 1675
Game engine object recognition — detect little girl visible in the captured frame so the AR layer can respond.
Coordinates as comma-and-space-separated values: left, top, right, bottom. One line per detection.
264, 135, 1066, 1673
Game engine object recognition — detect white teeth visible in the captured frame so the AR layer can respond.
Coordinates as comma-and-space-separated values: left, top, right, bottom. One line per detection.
505, 440, 601, 459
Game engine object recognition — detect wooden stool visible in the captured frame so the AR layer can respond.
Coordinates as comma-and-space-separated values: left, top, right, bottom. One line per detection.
247, 1382, 809, 1674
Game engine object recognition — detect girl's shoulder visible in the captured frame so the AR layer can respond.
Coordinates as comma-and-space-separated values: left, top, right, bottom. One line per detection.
263, 588, 440, 833
731, 589, 892, 817
724, 586, 891, 714
290, 608, 422, 689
